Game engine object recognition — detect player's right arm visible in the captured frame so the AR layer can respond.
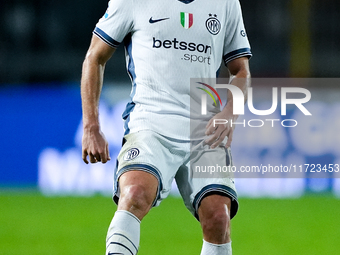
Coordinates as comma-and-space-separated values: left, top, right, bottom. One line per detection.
81, 35, 115, 164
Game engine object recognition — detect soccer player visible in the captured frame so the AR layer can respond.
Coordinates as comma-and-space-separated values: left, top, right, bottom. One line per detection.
81, 0, 251, 254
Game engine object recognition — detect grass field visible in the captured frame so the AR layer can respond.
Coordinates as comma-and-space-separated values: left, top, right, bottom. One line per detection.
0, 191, 339, 255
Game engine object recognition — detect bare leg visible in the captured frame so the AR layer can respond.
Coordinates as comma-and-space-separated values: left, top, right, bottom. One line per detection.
198, 194, 233, 255
106, 170, 158, 255
117, 170, 158, 220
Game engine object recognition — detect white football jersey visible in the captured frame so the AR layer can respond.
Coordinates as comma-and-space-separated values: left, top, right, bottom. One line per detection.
94, 0, 252, 140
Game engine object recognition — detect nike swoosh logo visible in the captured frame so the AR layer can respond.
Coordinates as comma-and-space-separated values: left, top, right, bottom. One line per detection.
149, 17, 170, 23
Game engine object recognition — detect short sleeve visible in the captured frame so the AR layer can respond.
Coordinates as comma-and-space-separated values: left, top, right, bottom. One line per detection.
93, 0, 134, 48
223, 0, 252, 65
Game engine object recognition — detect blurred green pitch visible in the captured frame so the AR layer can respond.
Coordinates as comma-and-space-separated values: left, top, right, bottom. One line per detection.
0, 191, 339, 255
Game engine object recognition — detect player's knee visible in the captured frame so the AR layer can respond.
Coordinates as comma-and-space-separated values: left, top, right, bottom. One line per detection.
203, 207, 230, 230
120, 184, 155, 215
200, 205, 231, 241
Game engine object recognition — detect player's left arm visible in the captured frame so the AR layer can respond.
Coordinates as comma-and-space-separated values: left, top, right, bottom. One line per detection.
205, 57, 250, 148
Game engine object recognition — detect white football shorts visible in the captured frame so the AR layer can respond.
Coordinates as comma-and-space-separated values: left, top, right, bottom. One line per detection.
113, 130, 238, 219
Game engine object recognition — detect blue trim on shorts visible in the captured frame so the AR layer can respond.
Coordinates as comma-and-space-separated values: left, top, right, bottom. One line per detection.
114, 164, 163, 207
193, 184, 238, 220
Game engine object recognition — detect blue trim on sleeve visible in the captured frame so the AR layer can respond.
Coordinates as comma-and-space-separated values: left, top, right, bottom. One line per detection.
93, 27, 120, 48
193, 184, 239, 220
223, 47, 252, 64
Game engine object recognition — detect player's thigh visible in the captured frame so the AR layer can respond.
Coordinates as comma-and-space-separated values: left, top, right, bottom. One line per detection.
177, 142, 239, 220
114, 130, 184, 209
178, 175, 238, 220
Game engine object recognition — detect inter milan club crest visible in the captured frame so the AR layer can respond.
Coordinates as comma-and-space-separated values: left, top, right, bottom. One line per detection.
180, 12, 193, 29
206, 14, 221, 35
124, 148, 140, 161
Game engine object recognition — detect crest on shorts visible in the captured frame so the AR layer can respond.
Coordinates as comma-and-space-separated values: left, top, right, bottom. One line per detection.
180, 12, 193, 29
124, 148, 140, 161
205, 14, 221, 35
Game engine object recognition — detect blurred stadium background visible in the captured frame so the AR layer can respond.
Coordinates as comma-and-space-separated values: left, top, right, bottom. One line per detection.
1, 0, 340, 254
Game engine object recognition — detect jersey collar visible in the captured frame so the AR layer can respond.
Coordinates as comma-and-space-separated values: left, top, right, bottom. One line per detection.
177, 0, 195, 4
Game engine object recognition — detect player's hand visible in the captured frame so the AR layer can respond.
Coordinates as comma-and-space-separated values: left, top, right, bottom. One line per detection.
82, 126, 110, 164
204, 110, 236, 149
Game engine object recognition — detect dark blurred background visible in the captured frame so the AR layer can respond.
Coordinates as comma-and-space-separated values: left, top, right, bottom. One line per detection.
1, 3, 339, 254
1, 0, 340, 194
0, 0, 339, 85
